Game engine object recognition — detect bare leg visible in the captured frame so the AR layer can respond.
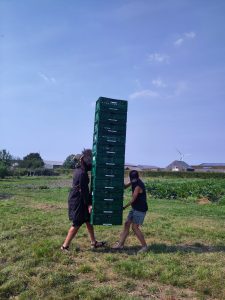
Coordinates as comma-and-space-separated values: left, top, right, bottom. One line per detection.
132, 224, 147, 247
62, 225, 80, 248
114, 220, 132, 247
85, 222, 96, 244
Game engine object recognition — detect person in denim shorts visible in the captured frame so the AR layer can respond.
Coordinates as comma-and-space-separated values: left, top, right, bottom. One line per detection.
113, 170, 148, 253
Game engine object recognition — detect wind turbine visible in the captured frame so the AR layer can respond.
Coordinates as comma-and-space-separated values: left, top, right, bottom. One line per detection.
176, 149, 191, 161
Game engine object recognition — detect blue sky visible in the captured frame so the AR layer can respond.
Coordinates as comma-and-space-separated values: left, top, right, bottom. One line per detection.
0, 0, 225, 167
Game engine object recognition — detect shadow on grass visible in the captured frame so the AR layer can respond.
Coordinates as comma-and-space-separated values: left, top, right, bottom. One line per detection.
0, 194, 13, 200
148, 243, 225, 254
90, 245, 140, 255
89, 243, 225, 255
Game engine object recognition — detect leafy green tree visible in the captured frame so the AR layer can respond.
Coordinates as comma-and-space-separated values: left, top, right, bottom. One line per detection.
63, 154, 79, 169
0, 149, 13, 166
20, 153, 44, 169
63, 149, 92, 169
0, 161, 8, 178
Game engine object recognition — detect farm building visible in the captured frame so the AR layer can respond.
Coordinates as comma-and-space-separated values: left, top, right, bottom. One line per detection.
125, 164, 159, 171
44, 160, 63, 169
166, 160, 194, 172
192, 163, 225, 173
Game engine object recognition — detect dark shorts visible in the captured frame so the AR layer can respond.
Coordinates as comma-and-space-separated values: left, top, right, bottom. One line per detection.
71, 213, 90, 228
127, 209, 146, 225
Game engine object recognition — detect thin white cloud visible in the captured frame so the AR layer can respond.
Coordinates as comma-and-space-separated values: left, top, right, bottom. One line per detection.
174, 31, 196, 47
129, 89, 159, 100
38, 72, 56, 84
174, 38, 184, 46
152, 78, 167, 88
148, 53, 170, 64
185, 31, 196, 39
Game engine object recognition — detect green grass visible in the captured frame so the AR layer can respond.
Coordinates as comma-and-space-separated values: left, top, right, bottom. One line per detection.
0, 176, 225, 299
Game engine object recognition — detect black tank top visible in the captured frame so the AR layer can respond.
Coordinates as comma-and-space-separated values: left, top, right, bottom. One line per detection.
131, 179, 148, 212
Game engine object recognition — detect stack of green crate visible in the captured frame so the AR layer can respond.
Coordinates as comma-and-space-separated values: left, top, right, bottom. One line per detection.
90, 97, 128, 225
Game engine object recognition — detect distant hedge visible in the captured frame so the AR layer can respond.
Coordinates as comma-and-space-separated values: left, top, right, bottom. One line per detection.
125, 171, 225, 180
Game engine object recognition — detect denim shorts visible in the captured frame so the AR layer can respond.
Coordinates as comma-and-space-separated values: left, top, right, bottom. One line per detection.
127, 209, 146, 225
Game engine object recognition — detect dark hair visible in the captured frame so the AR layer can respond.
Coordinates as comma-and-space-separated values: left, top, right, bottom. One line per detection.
129, 170, 139, 180
80, 149, 92, 171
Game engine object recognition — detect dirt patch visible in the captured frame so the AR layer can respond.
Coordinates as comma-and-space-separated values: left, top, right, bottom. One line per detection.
32, 203, 66, 211
197, 197, 211, 205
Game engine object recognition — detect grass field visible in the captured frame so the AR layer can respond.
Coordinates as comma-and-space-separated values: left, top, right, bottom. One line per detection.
0, 175, 225, 300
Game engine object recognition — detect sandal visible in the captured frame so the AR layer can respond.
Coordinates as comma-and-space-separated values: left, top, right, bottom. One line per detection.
91, 241, 106, 249
61, 245, 69, 252
112, 242, 124, 250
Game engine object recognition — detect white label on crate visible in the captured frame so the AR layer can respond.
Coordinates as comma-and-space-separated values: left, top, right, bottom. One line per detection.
106, 163, 115, 165
104, 198, 114, 201
104, 211, 113, 214
105, 175, 115, 177
105, 187, 114, 189
103, 224, 112, 226
108, 119, 118, 122
108, 130, 117, 133
107, 139, 116, 143
106, 151, 116, 154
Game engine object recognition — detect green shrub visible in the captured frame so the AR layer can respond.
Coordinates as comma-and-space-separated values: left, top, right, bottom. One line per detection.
146, 179, 225, 202
0, 163, 8, 179
127, 170, 225, 180
218, 195, 225, 205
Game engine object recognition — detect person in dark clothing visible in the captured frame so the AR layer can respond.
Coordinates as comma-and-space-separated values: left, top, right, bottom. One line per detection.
61, 153, 105, 251
113, 170, 148, 253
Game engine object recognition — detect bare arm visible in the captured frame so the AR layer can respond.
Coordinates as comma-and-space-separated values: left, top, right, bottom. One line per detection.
123, 186, 143, 209
124, 181, 131, 189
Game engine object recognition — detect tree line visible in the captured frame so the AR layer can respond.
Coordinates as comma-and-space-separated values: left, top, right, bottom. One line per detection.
0, 149, 89, 178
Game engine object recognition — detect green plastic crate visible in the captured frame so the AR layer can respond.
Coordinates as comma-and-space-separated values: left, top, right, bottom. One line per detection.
92, 143, 125, 155
92, 195, 123, 205
93, 134, 126, 145
92, 182, 124, 192
92, 160, 124, 169
96, 97, 128, 112
92, 200, 123, 211
92, 175, 124, 184
92, 154, 125, 166
92, 149, 125, 162
91, 166, 125, 179
94, 122, 126, 136
92, 188, 124, 199
94, 110, 127, 124
90, 211, 123, 225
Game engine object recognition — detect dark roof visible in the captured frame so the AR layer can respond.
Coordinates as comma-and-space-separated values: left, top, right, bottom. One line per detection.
125, 164, 159, 170
137, 165, 159, 169
199, 163, 225, 167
